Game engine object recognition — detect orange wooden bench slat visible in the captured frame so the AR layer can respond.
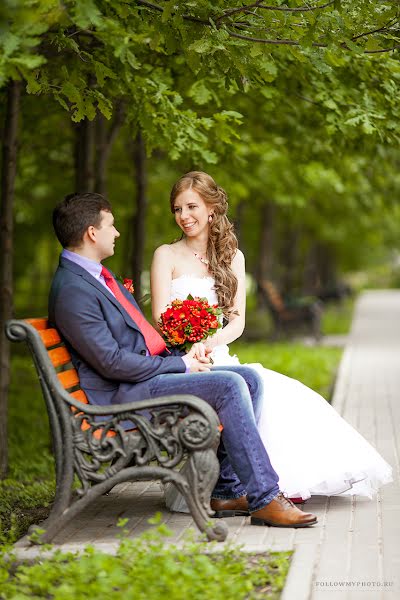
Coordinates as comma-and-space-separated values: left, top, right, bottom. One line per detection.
57, 369, 80, 390
26, 318, 49, 331
70, 389, 89, 404
39, 328, 62, 348
48, 346, 71, 368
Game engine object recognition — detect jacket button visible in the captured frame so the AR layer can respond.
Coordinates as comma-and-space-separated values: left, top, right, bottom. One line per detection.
140, 349, 146, 355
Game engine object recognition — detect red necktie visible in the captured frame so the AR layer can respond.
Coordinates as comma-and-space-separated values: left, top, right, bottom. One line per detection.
101, 266, 166, 356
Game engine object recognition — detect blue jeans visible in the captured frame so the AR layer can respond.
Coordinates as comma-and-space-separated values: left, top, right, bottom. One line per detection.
148, 365, 280, 512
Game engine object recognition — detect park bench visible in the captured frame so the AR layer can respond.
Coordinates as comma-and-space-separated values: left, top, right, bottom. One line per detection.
258, 279, 323, 341
5, 318, 228, 544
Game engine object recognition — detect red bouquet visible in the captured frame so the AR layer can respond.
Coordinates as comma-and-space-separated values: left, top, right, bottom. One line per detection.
159, 295, 222, 351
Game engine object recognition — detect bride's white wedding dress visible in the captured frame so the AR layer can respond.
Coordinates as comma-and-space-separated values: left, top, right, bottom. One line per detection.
164, 275, 392, 512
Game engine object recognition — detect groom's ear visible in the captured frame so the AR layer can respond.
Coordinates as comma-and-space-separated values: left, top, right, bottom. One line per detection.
84, 225, 97, 244
86, 226, 95, 242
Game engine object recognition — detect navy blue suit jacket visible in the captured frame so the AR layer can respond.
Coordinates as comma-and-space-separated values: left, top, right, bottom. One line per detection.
48, 256, 186, 406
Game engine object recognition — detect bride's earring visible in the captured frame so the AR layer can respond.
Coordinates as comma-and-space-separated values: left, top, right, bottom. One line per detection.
208, 214, 213, 223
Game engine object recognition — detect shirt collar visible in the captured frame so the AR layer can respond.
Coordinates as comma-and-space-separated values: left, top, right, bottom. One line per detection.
61, 249, 103, 281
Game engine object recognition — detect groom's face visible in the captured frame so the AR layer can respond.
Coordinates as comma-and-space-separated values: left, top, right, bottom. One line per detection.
91, 210, 120, 260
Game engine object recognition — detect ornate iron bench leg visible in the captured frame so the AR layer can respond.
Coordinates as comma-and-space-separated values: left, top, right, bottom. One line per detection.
177, 449, 228, 542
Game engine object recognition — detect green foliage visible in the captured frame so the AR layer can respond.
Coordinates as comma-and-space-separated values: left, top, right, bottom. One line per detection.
0, 353, 55, 543
230, 341, 342, 399
0, 522, 291, 599
1, 0, 400, 297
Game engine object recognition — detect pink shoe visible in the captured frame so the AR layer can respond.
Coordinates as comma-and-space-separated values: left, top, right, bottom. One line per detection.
289, 497, 305, 504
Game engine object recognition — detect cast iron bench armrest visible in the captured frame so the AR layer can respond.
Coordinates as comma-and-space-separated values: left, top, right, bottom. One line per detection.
5, 318, 227, 544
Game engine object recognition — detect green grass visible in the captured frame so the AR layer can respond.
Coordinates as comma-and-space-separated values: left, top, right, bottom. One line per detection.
230, 341, 342, 399
0, 520, 291, 599
321, 298, 355, 335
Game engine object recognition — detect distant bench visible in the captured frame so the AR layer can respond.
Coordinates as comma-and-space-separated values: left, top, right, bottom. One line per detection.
6, 318, 227, 543
258, 279, 323, 340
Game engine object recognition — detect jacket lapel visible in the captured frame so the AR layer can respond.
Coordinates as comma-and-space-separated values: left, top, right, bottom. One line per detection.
59, 257, 143, 334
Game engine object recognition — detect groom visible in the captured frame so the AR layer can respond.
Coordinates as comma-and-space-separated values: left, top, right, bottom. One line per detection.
49, 192, 317, 528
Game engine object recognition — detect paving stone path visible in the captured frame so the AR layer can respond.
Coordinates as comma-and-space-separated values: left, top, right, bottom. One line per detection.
15, 290, 400, 599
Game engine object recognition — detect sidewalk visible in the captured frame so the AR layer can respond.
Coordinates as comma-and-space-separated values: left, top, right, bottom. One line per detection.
14, 291, 400, 599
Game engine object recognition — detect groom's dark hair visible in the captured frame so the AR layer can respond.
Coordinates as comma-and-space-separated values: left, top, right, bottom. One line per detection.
53, 192, 112, 248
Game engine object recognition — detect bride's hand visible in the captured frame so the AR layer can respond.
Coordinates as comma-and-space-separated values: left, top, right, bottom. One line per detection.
204, 333, 220, 354
189, 342, 211, 362
184, 343, 211, 372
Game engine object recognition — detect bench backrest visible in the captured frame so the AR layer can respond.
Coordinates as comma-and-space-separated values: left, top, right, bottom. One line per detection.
259, 280, 286, 313
22, 319, 121, 440
25, 318, 89, 407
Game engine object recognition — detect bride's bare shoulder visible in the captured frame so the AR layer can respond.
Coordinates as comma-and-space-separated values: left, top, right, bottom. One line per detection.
153, 241, 184, 258
152, 242, 185, 271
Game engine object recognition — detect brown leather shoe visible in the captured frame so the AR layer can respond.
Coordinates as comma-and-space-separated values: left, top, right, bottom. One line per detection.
251, 493, 317, 528
211, 496, 249, 517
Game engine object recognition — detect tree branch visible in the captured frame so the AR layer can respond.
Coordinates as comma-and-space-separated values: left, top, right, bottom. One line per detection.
228, 31, 327, 47
215, 1, 264, 24
365, 44, 400, 54
351, 20, 398, 42
136, 0, 209, 24
228, 31, 400, 53
216, 0, 335, 22
257, 1, 335, 13
135, 0, 400, 54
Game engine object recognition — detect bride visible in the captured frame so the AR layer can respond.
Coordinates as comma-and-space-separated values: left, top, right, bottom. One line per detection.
150, 171, 392, 510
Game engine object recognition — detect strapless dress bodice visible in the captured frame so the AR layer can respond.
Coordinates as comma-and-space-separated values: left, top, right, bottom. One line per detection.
170, 275, 218, 305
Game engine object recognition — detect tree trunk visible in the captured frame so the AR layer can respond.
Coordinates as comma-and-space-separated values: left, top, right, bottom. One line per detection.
0, 80, 21, 478
303, 241, 320, 294
255, 202, 275, 309
130, 131, 147, 301
94, 103, 125, 196
280, 226, 301, 297
74, 118, 95, 192
234, 201, 245, 249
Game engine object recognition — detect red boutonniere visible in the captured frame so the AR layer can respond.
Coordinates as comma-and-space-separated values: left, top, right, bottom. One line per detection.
123, 279, 134, 294
116, 275, 134, 295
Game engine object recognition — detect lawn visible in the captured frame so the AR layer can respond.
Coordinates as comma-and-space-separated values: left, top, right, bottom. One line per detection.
230, 341, 342, 400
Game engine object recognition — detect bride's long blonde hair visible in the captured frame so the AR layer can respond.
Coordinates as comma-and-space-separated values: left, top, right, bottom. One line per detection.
170, 171, 238, 315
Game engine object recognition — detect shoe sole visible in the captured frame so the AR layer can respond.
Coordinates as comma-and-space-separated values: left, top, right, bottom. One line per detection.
251, 517, 317, 528
212, 510, 250, 518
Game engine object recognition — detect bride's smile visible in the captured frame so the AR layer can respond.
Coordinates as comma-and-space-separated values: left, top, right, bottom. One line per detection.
173, 188, 212, 240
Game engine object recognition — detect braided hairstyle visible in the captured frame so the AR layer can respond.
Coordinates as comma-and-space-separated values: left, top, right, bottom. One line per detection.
170, 171, 238, 315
